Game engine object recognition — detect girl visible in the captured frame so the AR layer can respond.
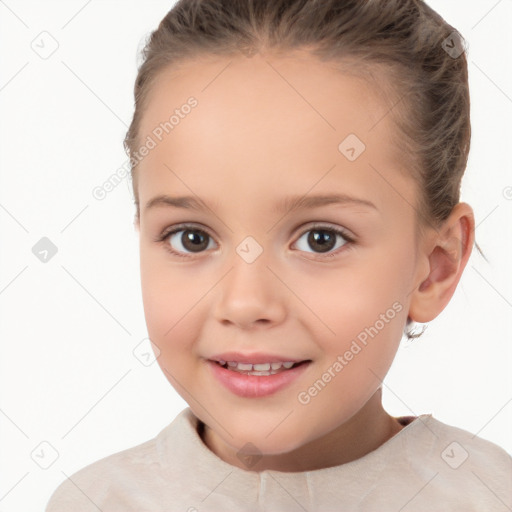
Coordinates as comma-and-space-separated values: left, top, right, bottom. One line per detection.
46, 0, 512, 510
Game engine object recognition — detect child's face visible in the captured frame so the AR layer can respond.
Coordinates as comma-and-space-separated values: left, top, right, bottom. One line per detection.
135, 51, 429, 468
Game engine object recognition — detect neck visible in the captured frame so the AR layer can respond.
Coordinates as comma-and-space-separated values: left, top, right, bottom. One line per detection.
200, 388, 404, 472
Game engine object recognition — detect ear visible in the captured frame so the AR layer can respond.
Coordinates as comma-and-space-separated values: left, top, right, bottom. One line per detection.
408, 202, 475, 323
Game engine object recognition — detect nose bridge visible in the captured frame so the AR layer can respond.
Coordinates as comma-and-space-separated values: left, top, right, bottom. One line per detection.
224, 236, 273, 302
214, 235, 286, 327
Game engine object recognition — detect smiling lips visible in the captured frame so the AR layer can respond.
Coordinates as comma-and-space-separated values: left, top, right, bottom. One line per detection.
216, 360, 298, 376
206, 351, 312, 396
208, 358, 311, 397
209, 351, 310, 376
209, 351, 308, 364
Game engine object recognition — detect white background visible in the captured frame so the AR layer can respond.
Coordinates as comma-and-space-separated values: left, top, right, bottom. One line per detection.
0, 1, 511, 510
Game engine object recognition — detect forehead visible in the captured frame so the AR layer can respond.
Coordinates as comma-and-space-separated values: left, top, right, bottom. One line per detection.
140, 50, 394, 142
136, 51, 415, 215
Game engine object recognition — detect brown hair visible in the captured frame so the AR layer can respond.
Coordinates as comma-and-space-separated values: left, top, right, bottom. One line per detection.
124, 0, 482, 340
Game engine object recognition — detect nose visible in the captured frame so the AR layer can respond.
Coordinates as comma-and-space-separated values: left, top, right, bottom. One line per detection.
213, 251, 287, 330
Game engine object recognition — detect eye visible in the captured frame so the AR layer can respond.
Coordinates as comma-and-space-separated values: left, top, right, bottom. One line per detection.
155, 222, 355, 260
293, 224, 354, 258
156, 224, 217, 258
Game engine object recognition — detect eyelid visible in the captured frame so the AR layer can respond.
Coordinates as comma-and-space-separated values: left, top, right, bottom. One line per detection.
294, 221, 355, 241
156, 222, 216, 241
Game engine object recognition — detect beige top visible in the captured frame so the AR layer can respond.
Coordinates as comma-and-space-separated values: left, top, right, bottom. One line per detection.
45, 407, 512, 511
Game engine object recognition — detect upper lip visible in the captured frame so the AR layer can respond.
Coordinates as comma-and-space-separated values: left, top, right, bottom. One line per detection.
209, 352, 310, 364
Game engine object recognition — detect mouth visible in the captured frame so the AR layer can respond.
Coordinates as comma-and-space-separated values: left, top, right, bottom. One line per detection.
207, 358, 312, 398
211, 359, 311, 376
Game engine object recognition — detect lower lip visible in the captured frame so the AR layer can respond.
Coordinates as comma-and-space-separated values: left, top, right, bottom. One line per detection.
207, 360, 311, 398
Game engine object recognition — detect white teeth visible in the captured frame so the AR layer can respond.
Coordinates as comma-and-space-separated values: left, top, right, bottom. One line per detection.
253, 363, 271, 371
220, 360, 299, 372
236, 362, 253, 371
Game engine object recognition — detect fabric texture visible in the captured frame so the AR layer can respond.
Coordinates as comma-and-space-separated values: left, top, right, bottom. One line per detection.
45, 407, 512, 511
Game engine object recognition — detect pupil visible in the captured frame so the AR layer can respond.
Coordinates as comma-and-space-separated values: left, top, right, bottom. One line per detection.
183, 230, 208, 252
308, 230, 335, 253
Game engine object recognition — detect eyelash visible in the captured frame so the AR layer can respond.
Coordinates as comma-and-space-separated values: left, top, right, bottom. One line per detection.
154, 223, 356, 260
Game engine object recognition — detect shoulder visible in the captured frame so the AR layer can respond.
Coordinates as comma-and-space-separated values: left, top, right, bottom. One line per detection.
425, 414, 512, 470
44, 409, 196, 512
44, 435, 161, 512
400, 414, 512, 510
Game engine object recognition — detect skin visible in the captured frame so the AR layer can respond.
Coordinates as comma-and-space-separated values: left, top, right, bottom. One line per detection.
133, 50, 475, 472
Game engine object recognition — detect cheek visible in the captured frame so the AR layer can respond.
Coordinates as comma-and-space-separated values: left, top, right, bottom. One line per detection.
139, 249, 202, 359
298, 282, 405, 423
299, 263, 408, 344
292, 246, 411, 392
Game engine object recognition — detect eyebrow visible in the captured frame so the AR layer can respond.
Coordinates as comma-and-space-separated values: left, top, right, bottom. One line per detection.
143, 193, 378, 214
